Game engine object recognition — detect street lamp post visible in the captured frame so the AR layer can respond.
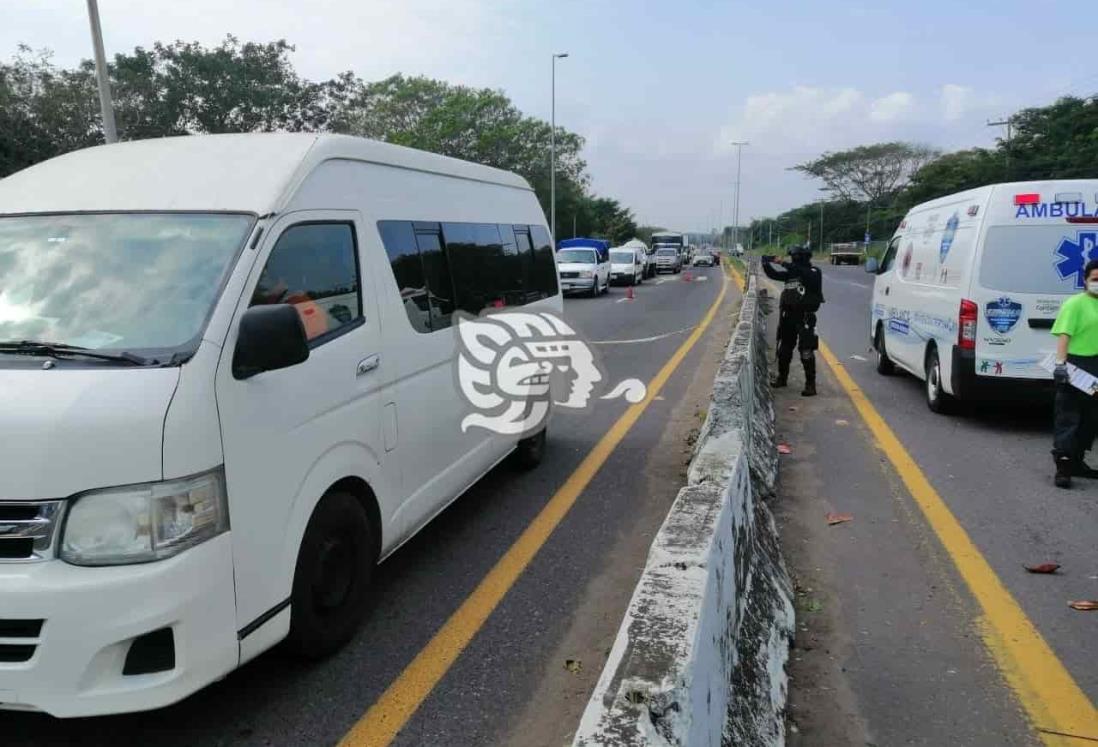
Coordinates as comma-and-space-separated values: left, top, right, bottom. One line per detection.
730, 141, 748, 250
550, 52, 569, 247
86, 0, 118, 143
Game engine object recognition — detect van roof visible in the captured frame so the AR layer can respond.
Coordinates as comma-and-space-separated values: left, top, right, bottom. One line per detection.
0, 133, 533, 216
905, 179, 1098, 216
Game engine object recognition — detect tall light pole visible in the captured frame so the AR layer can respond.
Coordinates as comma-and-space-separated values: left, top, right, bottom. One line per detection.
730, 141, 748, 250
550, 52, 569, 246
86, 0, 118, 143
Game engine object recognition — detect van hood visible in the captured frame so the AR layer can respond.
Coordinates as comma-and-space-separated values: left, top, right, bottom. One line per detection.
558, 261, 596, 271
0, 366, 179, 500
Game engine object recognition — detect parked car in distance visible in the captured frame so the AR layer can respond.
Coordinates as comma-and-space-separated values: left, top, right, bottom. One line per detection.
0, 132, 560, 717
622, 237, 653, 278
558, 247, 610, 296
654, 246, 682, 273
610, 246, 645, 285
692, 251, 716, 267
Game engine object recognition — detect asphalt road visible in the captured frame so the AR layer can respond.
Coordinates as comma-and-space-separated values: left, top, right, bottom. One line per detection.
778, 261, 1097, 744
8, 265, 736, 746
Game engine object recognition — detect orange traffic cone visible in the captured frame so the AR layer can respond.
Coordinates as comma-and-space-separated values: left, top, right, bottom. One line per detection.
683, 269, 692, 282
626, 285, 635, 300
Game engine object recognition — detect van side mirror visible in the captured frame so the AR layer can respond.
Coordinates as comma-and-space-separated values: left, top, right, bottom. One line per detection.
233, 304, 310, 380
864, 257, 880, 274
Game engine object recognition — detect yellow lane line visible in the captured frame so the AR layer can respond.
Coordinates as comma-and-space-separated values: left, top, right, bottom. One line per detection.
339, 267, 731, 747
818, 341, 1098, 746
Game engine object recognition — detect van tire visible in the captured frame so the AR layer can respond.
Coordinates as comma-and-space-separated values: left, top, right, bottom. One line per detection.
588, 278, 600, 298
874, 326, 895, 375
284, 491, 376, 659
512, 427, 547, 470
925, 347, 953, 414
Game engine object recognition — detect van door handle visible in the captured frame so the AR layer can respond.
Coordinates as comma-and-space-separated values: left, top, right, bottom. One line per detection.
357, 354, 380, 376
885, 286, 890, 296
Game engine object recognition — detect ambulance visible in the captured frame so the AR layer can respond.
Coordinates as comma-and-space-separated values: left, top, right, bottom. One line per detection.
866, 180, 1098, 412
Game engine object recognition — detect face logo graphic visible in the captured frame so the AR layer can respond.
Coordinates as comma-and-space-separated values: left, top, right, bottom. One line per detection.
455, 311, 646, 435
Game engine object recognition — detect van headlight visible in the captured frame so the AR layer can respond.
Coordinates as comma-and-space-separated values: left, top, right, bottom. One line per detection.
579, 270, 594, 278
60, 468, 229, 566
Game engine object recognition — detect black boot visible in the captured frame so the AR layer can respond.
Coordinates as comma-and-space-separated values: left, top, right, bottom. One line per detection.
801, 356, 817, 397
771, 360, 790, 388
1055, 456, 1073, 489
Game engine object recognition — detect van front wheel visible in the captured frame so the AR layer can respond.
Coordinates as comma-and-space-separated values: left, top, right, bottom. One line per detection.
284, 491, 376, 658
925, 348, 953, 414
512, 427, 547, 470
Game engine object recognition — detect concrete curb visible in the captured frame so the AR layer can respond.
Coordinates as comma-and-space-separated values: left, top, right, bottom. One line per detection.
573, 266, 794, 747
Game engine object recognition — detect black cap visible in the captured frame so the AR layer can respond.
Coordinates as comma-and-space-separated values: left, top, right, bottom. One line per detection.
788, 245, 811, 258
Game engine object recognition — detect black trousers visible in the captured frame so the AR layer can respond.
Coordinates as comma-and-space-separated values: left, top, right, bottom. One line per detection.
776, 308, 817, 384
1053, 382, 1097, 461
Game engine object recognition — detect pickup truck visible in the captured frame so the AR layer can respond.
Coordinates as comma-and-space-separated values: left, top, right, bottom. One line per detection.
829, 242, 865, 266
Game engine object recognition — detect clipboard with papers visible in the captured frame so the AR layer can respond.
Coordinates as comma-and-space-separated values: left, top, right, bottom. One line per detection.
1040, 353, 1098, 395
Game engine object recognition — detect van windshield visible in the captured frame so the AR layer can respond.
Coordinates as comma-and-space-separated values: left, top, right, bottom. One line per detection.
0, 213, 254, 356
558, 249, 597, 264
610, 251, 634, 263
979, 225, 1097, 294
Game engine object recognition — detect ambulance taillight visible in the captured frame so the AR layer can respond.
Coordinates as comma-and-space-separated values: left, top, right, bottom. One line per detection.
959, 299, 978, 351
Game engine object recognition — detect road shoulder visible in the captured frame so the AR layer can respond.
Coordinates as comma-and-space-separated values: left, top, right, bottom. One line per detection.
771, 337, 1038, 746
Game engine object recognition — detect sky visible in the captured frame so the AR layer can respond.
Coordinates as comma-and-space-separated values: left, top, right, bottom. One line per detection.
4, 0, 1097, 231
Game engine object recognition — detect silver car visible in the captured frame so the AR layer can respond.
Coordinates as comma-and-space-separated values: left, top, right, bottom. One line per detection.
654, 247, 682, 274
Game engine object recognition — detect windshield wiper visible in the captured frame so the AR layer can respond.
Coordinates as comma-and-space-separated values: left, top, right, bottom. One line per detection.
0, 341, 157, 366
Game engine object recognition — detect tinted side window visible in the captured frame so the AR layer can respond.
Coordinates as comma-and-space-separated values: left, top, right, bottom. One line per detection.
251, 223, 361, 343
529, 225, 560, 298
416, 230, 455, 330
379, 220, 430, 333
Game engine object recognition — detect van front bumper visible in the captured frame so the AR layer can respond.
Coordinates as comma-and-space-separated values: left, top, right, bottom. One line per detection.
0, 533, 238, 717
951, 346, 1054, 402
560, 278, 597, 293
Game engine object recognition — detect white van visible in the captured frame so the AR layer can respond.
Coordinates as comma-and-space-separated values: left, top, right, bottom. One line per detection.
609, 245, 646, 286
0, 133, 560, 716
866, 179, 1098, 412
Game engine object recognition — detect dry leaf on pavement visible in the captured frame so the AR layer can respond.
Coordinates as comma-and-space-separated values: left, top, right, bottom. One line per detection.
1024, 563, 1061, 574
564, 659, 583, 673
1068, 601, 1098, 611
826, 512, 854, 526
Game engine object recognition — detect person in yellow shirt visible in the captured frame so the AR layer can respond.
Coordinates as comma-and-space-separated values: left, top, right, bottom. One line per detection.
1050, 259, 1098, 488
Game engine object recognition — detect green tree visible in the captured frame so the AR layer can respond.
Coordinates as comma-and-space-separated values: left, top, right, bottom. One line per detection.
0, 47, 100, 176
794, 142, 941, 203
331, 74, 589, 220
111, 36, 337, 137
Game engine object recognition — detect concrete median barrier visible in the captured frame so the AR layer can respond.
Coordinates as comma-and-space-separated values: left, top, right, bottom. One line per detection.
573, 264, 794, 747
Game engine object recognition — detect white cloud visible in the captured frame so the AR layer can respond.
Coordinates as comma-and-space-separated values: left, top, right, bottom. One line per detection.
869, 92, 915, 122
940, 84, 971, 121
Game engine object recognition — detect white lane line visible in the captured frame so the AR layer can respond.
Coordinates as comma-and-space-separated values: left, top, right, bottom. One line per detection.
590, 325, 696, 345
653, 278, 667, 285
692, 275, 709, 282
615, 297, 631, 304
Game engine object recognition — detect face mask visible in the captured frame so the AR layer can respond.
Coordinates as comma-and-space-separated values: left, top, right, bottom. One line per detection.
1088, 281, 1098, 296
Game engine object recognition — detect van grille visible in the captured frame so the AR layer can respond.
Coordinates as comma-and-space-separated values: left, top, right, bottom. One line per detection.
0, 502, 63, 562
560, 271, 579, 279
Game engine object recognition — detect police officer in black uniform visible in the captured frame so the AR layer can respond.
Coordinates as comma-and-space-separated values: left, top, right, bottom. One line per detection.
761, 245, 825, 396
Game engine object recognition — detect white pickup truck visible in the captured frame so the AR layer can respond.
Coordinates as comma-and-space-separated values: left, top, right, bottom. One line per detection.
829, 242, 865, 266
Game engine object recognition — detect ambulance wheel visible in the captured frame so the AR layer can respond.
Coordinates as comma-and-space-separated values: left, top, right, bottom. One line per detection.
925, 347, 954, 414
874, 326, 895, 376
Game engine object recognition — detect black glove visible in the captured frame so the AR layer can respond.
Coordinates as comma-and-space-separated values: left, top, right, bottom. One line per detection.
761, 255, 775, 264
1054, 363, 1070, 385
